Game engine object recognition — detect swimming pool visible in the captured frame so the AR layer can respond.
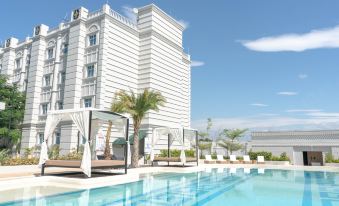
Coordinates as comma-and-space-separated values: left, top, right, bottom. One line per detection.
1, 168, 338, 206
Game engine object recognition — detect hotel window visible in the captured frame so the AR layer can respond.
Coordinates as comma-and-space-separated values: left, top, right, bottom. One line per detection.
26, 55, 31, 65
43, 75, 51, 87
55, 132, 61, 145
88, 34, 97, 46
59, 72, 66, 84
57, 101, 63, 110
37, 133, 44, 145
47, 48, 54, 59
63, 43, 68, 54
82, 83, 96, 96
15, 58, 21, 69
41, 104, 48, 115
44, 62, 53, 74
41, 90, 51, 102
85, 49, 97, 64
86, 65, 95, 78
84, 98, 92, 108
13, 71, 20, 82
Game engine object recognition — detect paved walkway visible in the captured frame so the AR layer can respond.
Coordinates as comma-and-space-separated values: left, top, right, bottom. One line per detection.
0, 165, 82, 179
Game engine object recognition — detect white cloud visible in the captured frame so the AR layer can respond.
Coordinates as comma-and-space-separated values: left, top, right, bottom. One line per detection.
122, 6, 137, 23
298, 74, 308, 79
177, 20, 189, 30
286, 109, 322, 113
277, 91, 298, 96
192, 115, 339, 132
306, 112, 339, 117
250, 103, 268, 107
241, 25, 339, 52
191, 60, 205, 67
258, 113, 279, 116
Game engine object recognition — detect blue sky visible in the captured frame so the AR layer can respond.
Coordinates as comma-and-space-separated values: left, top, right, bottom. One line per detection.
2, 0, 339, 132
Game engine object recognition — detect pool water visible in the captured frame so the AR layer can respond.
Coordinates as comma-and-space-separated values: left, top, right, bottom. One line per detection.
1, 168, 339, 206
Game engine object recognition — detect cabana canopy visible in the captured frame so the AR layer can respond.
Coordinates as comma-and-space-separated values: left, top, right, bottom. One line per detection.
150, 127, 198, 165
38, 108, 130, 177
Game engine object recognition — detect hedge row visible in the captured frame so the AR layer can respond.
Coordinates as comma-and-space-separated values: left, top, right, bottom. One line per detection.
159, 149, 196, 157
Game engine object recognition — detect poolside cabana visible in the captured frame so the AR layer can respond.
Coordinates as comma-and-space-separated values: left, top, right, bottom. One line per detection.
38, 108, 130, 177
150, 127, 199, 166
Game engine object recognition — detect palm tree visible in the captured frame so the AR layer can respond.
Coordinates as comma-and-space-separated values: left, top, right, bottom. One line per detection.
218, 129, 247, 155
111, 89, 166, 168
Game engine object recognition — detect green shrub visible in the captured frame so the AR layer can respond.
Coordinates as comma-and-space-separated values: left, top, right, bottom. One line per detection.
160, 149, 196, 158
48, 144, 60, 160
211, 152, 217, 159
279, 152, 290, 161
0, 149, 9, 165
236, 156, 243, 160
325, 153, 339, 163
58, 149, 83, 160
325, 153, 334, 163
23, 147, 35, 158
248, 151, 272, 161
2, 158, 39, 166
185, 149, 195, 157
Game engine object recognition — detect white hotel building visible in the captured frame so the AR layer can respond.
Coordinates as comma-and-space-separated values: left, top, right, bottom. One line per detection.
0, 4, 191, 155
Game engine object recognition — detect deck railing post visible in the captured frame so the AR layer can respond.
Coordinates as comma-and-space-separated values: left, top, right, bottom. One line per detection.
124, 118, 129, 174
41, 163, 45, 176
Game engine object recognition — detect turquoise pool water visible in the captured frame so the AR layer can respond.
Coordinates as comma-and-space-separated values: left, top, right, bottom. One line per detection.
1, 168, 339, 206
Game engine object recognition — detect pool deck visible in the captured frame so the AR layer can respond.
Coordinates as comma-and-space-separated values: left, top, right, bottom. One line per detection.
0, 163, 338, 203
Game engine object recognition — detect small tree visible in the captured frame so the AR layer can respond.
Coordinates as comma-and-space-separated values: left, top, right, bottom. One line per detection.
218, 128, 247, 155
0, 75, 25, 153
111, 89, 166, 168
198, 118, 213, 157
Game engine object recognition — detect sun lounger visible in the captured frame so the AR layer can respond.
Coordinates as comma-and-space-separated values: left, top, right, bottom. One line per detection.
216, 155, 228, 164
243, 155, 251, 164
204, 155, 216, 164
257, 156, 265, 164
230, 155, 239, 164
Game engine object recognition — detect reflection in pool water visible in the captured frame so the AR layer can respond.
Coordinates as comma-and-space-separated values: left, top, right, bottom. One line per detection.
1, 168, 339, 206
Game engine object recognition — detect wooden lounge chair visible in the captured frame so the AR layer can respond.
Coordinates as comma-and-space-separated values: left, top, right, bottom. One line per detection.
257, 156, 265, 164
41, 160, 125, 176
204, 155, 216, 164
216, 155, 228, 164
230, 155, 239, 164
243, 155, 251, 164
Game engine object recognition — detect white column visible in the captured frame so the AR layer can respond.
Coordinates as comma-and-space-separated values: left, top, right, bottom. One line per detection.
20, 26, 48, 154
50, 35, 62, 110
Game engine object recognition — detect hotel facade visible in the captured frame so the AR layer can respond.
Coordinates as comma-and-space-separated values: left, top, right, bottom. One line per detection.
0, 4, 191, 156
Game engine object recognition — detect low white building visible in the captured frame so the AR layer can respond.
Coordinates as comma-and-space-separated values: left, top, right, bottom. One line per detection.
0, 3, 192, 157
251, 130, 339, 166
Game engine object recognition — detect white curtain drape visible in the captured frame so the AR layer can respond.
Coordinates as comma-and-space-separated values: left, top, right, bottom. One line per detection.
170, 128, 186, 164
150, 127, 170, 161
39, 114, 63, 166
70, 111, 91, 177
